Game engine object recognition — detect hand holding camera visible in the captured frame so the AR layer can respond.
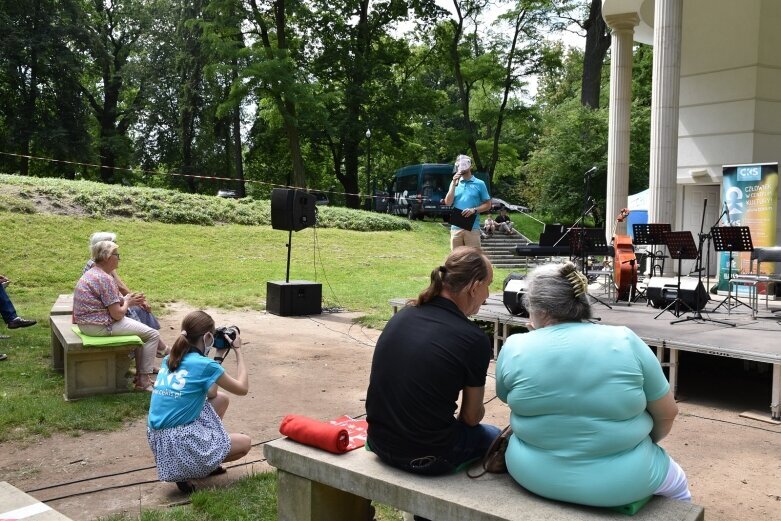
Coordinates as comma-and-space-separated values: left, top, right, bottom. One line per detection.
213, 325, 241, 365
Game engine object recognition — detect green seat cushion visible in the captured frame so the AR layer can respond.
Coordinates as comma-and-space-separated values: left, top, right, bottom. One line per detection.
71, 326, 143, 348
609, 495, 652, 516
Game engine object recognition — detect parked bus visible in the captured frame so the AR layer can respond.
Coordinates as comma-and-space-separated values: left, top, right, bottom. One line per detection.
386, 163, 490, 220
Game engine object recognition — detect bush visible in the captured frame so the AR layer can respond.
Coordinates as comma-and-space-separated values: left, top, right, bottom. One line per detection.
0, 174, 414, 232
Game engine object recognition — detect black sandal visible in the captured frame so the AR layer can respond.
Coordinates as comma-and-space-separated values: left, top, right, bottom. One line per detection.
209, 465, 227, 476
176, 481, 196, 494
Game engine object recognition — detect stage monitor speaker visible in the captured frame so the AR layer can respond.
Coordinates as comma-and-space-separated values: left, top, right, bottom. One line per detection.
267, 280, 322, 316
502, 273, 529, 317
645, 277, 707, 311
271, 188, 317, 231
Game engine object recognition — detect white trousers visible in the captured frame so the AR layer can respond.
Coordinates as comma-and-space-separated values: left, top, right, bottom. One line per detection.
80, 317, 159, 374
653, 456, 691, 501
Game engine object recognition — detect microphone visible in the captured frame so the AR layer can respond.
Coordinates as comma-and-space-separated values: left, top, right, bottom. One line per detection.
584, 166, 597, 177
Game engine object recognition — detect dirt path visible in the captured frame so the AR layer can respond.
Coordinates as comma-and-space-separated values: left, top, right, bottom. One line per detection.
2, 304, 780, 520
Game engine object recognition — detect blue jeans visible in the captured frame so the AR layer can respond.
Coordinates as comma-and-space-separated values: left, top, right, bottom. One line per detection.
0, 284, 18, 325
370, 422, 501, 477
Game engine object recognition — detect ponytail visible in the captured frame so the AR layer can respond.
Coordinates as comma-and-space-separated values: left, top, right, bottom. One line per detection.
413, 247, 491, 306
167, 311, 215, 372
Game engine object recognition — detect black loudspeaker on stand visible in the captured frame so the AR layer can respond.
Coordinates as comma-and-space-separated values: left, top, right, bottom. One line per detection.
268, 188, 322, 316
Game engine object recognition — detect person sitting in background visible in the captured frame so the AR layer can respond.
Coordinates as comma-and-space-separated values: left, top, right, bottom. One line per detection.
483, 214, 497, 237
74, 240, 160, 391
0, 275, 37, 334
495, 207, 515, 235
366, 247, 501, 521
496, 261, 690, 508
84, 232, 168, 358
147, 310, 251, 494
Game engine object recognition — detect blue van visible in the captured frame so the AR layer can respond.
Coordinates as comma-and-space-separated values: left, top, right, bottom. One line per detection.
388, 163, 490, 220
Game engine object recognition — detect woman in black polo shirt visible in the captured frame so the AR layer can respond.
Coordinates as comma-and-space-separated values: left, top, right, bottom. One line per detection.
366, 246, 501, 485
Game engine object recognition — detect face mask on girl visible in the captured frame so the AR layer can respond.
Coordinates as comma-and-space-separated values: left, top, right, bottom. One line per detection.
202, 332, 215, 356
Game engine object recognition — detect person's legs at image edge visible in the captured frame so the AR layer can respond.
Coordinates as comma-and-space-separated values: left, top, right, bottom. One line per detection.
0, 284, 35, 329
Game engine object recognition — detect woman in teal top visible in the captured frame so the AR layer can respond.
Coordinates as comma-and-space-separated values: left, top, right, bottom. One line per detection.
496, 262, 691, 507
147, 310, 251, 494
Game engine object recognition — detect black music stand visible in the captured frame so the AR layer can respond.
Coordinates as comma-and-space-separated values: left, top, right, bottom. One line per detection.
569, 227, 612, 309
654, 231, 699, 320
632, 223, 671, 278
711, 226, 754, 313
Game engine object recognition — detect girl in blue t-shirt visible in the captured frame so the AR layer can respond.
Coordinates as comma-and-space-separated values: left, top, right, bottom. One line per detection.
146, 310, 251, 493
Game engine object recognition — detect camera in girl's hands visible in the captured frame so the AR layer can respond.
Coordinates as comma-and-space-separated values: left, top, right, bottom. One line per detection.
214, 325, 240, 349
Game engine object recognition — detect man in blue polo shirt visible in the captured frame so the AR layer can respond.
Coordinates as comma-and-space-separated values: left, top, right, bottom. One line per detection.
443, 154, 491, 250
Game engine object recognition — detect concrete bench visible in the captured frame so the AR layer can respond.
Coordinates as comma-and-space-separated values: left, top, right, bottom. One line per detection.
50, 293, 73, 316
0, 481, 73, 520
264, 438, 705, 521
49, 314, 136, 400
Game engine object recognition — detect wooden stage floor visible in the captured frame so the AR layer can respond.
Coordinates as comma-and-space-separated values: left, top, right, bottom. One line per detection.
390, 292, 781, 421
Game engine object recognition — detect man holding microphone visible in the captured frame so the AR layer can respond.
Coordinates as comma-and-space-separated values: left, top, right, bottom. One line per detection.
444, 154, 491, 250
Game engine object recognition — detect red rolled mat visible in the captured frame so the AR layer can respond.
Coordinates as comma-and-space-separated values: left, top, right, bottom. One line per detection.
279, 414, 350, 454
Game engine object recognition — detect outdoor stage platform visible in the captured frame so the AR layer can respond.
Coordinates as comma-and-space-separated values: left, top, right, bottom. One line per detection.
389, 292, 781, 421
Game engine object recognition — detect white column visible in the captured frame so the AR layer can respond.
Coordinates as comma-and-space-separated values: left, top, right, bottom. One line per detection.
648, 0, 683, 274
604, 13, 640, 240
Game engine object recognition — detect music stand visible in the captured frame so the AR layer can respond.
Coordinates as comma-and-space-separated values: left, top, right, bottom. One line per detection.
632, 224, 671, 278
711, 226, 754, 313
569, 228, 612, 309
654, 231, 699, 320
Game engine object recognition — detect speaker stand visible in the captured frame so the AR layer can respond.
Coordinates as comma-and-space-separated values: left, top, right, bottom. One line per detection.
670, 201, 735, 326
285, 229, 293, 282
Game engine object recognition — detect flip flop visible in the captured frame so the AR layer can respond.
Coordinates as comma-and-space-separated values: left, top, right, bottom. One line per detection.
0, 335, 9, 340
0, 354, 7, 361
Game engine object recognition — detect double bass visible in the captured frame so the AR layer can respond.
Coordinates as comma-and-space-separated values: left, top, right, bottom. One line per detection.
612, 208, 637, 301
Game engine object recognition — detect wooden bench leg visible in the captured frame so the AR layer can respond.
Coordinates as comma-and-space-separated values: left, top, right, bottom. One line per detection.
277, 470, 372, 521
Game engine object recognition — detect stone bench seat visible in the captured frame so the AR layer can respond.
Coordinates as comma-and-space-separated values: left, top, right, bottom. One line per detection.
49, 314, 138, 400
50, 293, 74, 316
263, 437, 705, 521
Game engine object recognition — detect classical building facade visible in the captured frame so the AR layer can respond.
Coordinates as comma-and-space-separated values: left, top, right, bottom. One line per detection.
602, 0, 781, 274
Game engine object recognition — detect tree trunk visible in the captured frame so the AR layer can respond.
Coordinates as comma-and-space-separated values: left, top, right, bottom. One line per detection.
231, 65, 246, 197
449, 4, 482, 172
581, 0, 611, 109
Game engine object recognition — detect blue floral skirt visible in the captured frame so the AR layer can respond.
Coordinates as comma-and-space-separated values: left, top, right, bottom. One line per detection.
147, 401, 231, 482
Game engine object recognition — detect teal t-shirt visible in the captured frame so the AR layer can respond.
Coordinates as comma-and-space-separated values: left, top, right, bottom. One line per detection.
450, 176, 490, 231
147, 352, 225, 430
496, 322, 671, 507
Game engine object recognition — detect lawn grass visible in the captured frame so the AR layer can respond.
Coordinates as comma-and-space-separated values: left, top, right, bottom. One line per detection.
97, 471, 405, 521
0, 210, 530, 442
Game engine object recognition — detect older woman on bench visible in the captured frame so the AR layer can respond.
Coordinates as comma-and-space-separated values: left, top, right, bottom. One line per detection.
496, 261, 691, 508
74, 240, 160, 391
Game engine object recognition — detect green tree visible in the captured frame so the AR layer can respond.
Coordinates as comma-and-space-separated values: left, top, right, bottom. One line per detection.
72, 0, 156, 183
0, 0, 90, 177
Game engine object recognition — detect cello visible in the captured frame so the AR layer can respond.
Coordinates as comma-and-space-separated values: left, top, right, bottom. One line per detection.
612, 208, 637, 301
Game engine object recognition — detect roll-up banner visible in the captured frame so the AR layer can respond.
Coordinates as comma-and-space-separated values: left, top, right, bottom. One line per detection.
718, 163, 778, 293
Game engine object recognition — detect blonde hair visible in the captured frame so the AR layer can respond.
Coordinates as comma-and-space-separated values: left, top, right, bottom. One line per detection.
91, 240, 118, 263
